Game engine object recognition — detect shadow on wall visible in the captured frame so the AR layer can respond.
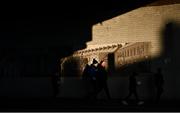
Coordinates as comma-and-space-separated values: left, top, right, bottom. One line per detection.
159, 21, 180, 100
109, 21, 180, 101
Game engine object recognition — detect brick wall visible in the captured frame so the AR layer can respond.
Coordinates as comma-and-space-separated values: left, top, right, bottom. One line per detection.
88, 3, 180, 58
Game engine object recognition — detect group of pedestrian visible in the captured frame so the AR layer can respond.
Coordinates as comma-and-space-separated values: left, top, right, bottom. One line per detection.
82, 59, 111, 100
82, 58, 164, 105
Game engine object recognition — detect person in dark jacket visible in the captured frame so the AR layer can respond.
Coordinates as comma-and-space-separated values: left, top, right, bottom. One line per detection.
125, 71, 139, 101
122, 71, 144, 105
88, 59, 99, 99
97, 61, 111, 99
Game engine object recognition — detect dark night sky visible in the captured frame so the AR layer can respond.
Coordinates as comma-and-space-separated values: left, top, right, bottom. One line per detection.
0, 0, 156, 48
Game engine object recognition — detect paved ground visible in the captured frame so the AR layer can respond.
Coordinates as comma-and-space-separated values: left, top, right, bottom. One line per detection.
0, 98, 180, 112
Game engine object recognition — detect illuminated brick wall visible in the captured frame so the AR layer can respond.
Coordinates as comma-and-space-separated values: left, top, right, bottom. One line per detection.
87, 3, 180, 58
114, 42, 151, 69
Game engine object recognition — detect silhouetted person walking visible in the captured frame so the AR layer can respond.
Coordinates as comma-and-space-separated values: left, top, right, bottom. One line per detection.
82, 63, 93, 99
154, 68, 164, 103
88, 59, 99, 99
97, 61, 111, 99
125, 72, 139, 100
122, 71, 143, 105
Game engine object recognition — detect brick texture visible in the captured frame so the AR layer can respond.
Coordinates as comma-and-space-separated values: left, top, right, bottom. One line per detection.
87, 3, 180, 58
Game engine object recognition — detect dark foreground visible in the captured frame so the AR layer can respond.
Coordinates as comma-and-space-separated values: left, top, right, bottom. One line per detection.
0, 98, 180, 112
